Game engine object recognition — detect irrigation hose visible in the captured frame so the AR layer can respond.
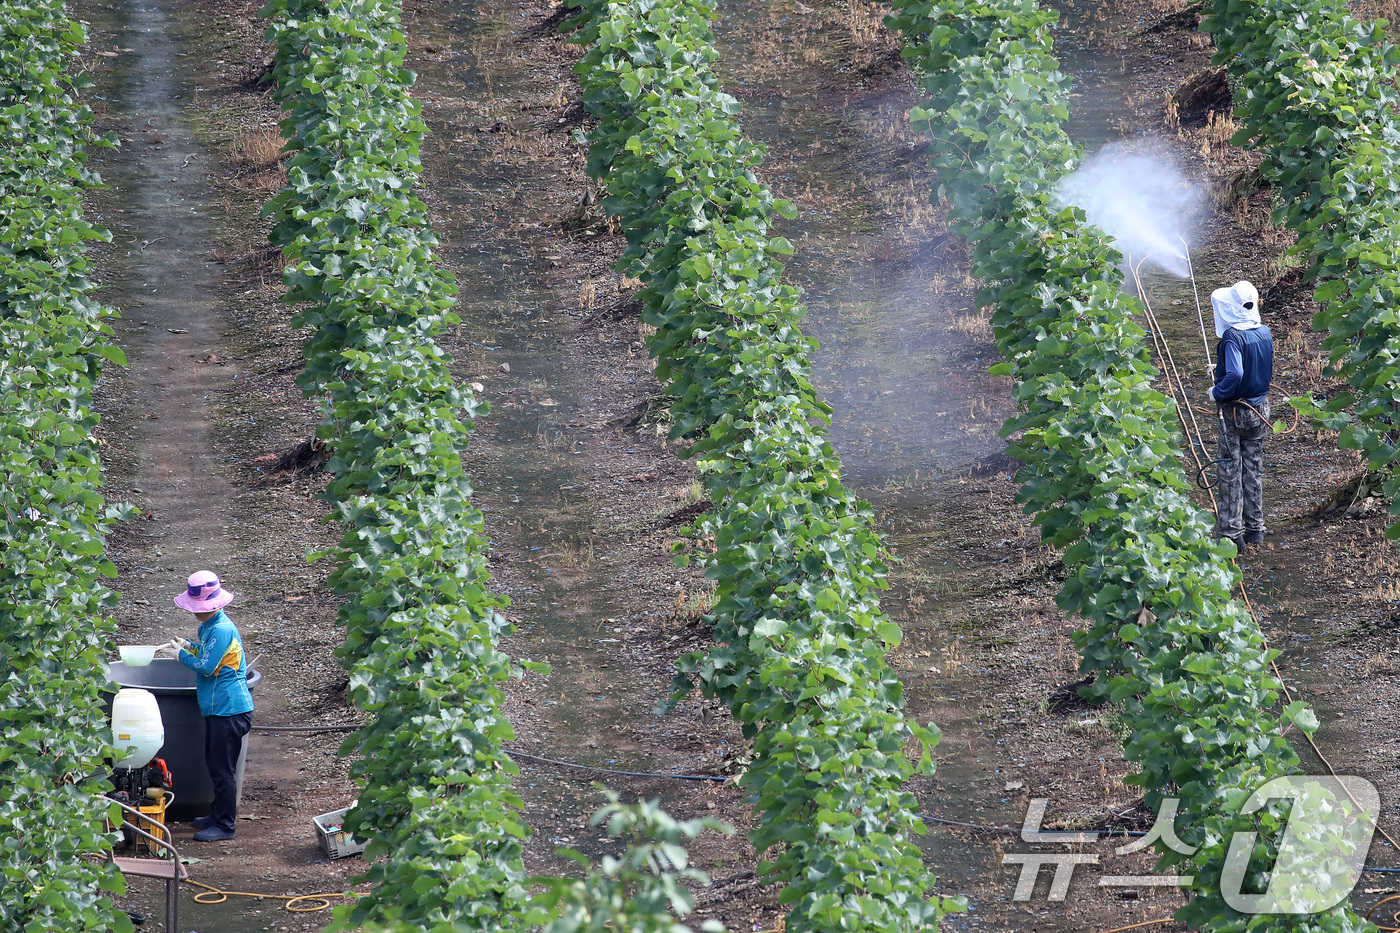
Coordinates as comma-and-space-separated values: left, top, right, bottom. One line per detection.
1129, 255, 1204, 481
1241, 569, 1400, 854
186, 878, 366, 913
1369, 894, 1400, 933
1237, 388, 1301, 436
1095, 920, 1176, 933
504, 748, 729, 782
1193, 389, 1302, 436
1194, 459, 1231, 490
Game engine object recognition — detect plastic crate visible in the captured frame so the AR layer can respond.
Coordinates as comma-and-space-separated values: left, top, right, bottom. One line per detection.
313, 806, 365, 859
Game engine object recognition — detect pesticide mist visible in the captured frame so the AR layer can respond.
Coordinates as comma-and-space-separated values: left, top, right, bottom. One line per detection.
1056, 142, 1204, 277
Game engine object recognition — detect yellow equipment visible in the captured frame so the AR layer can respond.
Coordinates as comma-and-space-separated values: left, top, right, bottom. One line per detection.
133, 788, 169, 855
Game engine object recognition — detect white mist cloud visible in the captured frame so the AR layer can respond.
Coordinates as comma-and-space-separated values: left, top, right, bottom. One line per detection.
1055, 142, 1204, 278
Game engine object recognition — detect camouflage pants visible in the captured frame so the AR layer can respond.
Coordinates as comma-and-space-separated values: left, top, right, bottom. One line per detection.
1215, 400, 1269, 540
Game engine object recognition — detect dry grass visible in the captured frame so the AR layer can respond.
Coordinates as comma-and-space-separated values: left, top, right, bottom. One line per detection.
231, 125, 289, 196
845, 0, 884, 48
968, 396, 993, 421
1270, 323, 1324, 383
234, 125, 287, 170
950, 307, 992, 339
1198, 110, 1239, 167
550, 538, 595, 568
1281, 325, 1307, 363
940, 638, 964, 674
671, 581, 717, 620
1264, 246, 1302, 282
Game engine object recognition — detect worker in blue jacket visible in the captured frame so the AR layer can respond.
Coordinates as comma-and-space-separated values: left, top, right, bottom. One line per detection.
169, 570, 253, 842
1208, 280, 1273, 549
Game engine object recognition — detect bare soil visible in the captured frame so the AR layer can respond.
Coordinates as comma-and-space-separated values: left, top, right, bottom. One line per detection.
73, 0, 1400, 930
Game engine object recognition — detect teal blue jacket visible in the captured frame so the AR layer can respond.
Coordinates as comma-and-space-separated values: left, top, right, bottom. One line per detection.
177, 610, 254, 717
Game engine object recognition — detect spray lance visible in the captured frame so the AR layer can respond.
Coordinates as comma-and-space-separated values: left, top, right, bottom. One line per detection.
1183, 237, 1213, 378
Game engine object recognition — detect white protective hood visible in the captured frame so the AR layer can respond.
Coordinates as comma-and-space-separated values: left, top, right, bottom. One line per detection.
1211, 280, 1262, 338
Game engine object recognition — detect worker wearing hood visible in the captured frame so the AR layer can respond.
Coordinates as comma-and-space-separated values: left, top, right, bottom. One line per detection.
1208, 280, 1273, 548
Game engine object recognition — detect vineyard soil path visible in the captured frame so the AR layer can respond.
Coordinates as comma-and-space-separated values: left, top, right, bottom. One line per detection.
84, 0, 360, 923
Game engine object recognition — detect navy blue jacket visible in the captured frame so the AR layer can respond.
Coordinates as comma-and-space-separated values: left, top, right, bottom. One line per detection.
1212, 326, 1273, 408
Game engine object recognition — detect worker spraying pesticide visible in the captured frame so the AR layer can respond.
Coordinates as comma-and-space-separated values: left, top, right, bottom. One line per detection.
1207, 281, 1273, 549
168, 570, 253, 842
1056, 146, 1286, 546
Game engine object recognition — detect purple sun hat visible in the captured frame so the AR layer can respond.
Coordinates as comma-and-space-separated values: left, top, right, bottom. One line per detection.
173, 570, 235, 613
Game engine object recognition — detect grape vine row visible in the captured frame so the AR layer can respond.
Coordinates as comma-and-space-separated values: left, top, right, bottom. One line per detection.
262, 1, 531, 927
888, 1, 1365, 928
262, 2, 774, 929
0, 2, 130, 929
564, 0, 957, 928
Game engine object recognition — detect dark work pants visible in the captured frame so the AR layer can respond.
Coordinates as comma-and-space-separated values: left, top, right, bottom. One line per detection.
1216, 400, 1270, 540
206, 712, 252, 833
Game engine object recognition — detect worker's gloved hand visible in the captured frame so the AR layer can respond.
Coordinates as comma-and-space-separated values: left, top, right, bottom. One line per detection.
1206, 363, 1215, 380
168, 637, 192, 653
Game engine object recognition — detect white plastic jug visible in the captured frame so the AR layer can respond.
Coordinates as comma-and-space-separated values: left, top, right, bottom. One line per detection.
111, 688, 164, 770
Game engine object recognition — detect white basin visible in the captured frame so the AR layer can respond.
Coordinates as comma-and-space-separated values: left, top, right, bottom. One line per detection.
118, 645, 158, 667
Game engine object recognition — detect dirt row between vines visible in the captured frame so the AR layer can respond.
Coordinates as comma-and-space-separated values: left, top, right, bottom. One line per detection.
78, 0, 1400, 929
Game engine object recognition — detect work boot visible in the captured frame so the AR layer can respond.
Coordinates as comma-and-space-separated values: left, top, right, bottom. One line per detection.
192, 815, 216, 830
1244, 531, 1265, 546
193, 826, 235, 842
